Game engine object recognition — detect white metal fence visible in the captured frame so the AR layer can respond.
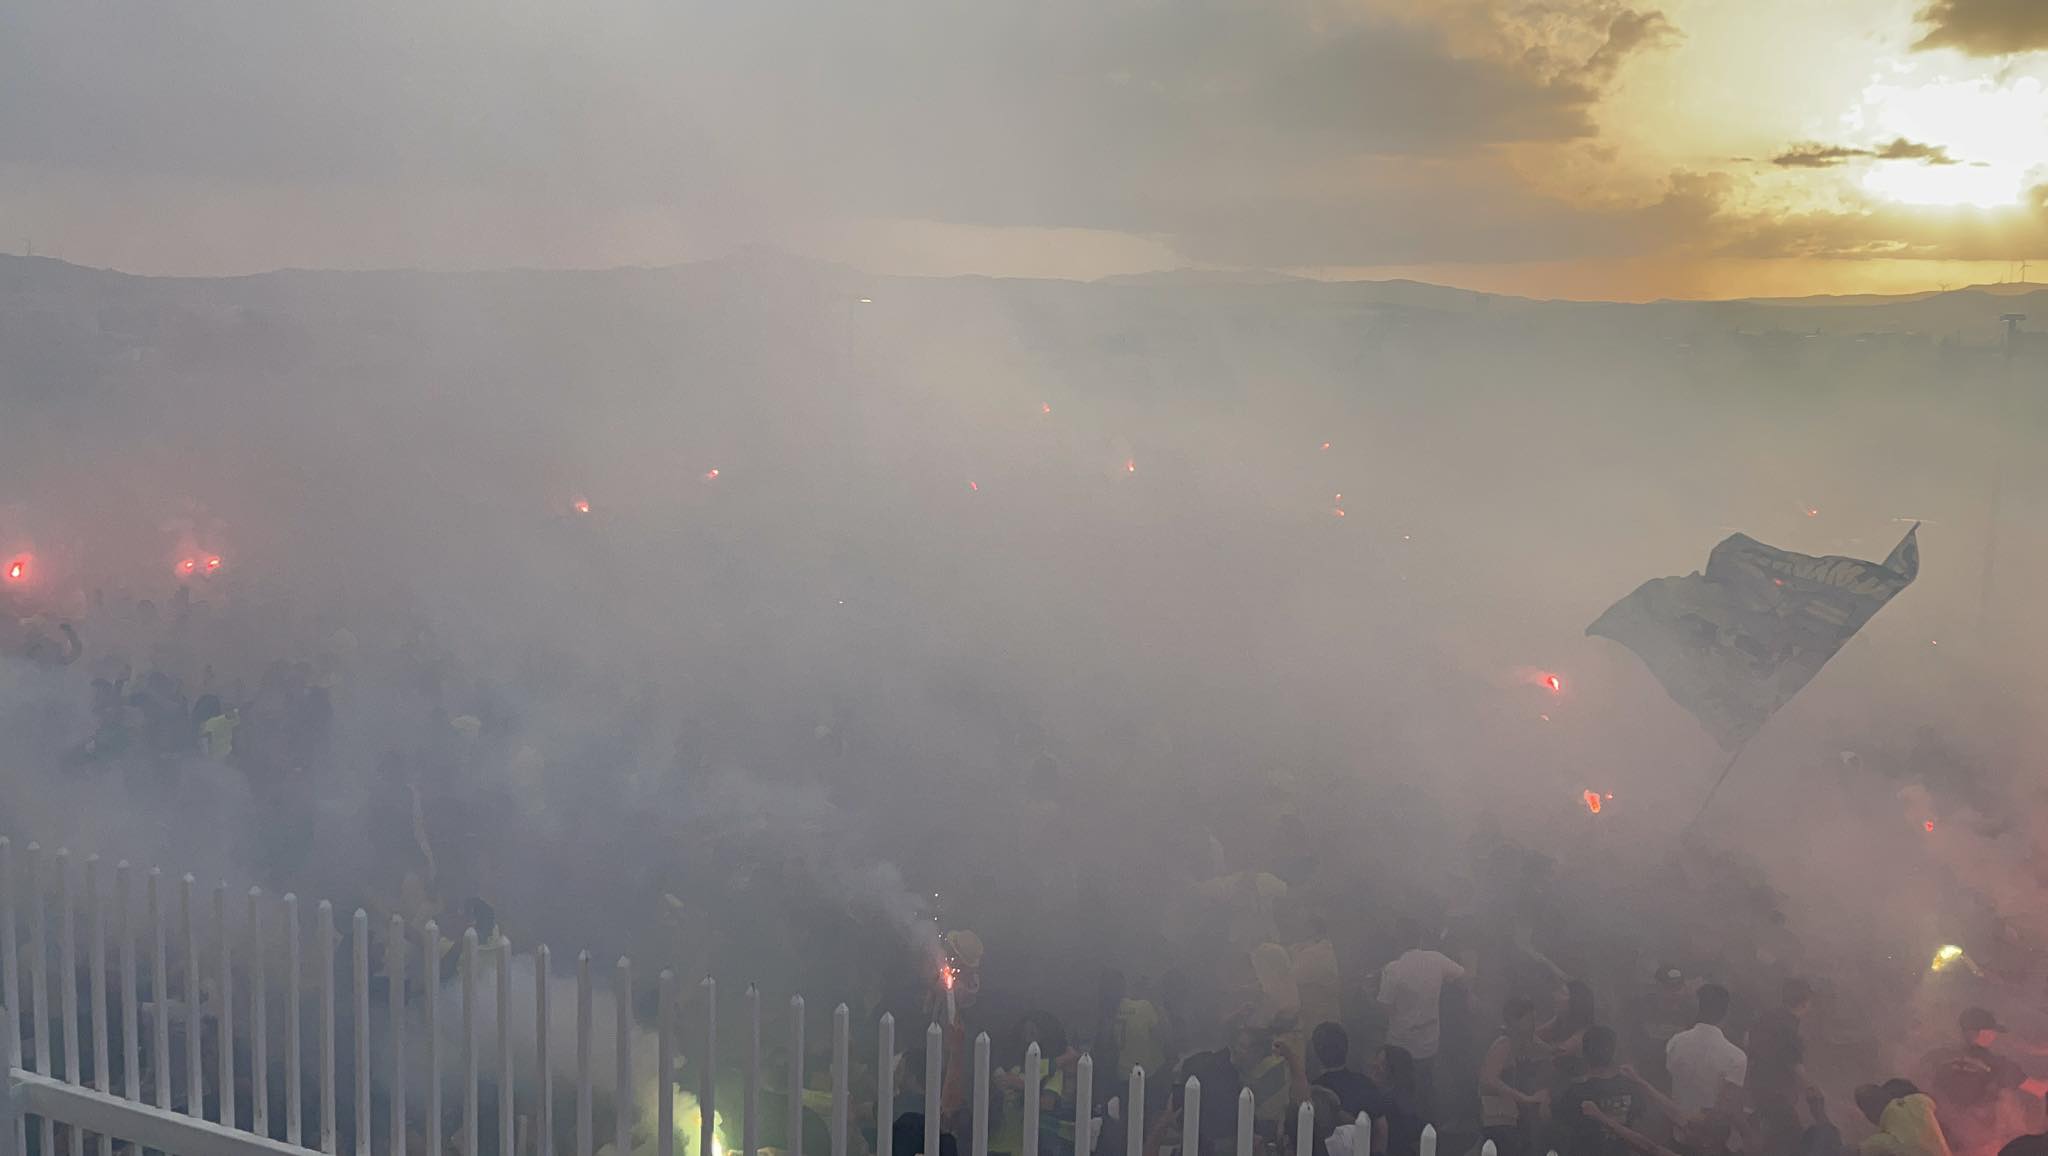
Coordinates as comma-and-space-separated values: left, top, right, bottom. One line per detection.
0, 837, 1453, 1156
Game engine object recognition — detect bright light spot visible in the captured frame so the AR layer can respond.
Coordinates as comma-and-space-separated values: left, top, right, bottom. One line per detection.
704, 468, 720, 481
178, 559, 197, 576
1864, 155, 2027, 208
1932, 943, 1968, 973
1401, 534, 1411, 541
1124, 459, 1136, 473
1538, 714, 1551, 722
1539, 673, 1563, 694
4, 558, 24, 582
1925, 819, 1937, 832
967, 480, 978, 492
1773, 578, 1785, 587
1931, 639, 1940, 646
1334, 493, 1343, 503
1856, 74, 2048, 208
858, 297, 872, 304
205, 557, 222, 573
1321, 442, 1331, 451
1042, 403, 1053, 415
1333, 508, 1346, 518
1806, 508, 1819, 517
573, 498, 590, 514
1583, 790, 1603, 815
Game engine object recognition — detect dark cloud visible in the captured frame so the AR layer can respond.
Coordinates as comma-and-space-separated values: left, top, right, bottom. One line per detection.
0, 0, 1679, 272
1916, 0, 2048, 55
1583, 8, 1682, 83
1770, 138, 1957, 168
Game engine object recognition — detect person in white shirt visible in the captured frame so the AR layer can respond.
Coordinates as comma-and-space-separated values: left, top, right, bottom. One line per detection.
1377, 917, 1468, 1117
1665, 983, 1748, 1119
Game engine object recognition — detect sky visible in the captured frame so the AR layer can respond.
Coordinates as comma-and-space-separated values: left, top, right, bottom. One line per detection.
3, 0, 2048, 299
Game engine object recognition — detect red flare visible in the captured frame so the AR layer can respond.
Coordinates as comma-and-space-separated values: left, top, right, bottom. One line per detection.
1042, 403, 1053, 415
1583, 791, 1603, 815
204, 556, 222, 574
1124, 459, 1136, 473
1540, 673, 1562, 694
1806, 508, 1819, 517
573, 498, 591, 514
1321, 441, 1332, 451
704, 468, 720, 481
1925, 820, 1936, 833
967, 481, 978, 492
4, 558, 24, 582
178, 558, 198, 577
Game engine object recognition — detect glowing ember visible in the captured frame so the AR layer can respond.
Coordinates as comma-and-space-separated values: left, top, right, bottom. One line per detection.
4, 559, 23, 582
1583, 790, 1603, 815
1540, 673, 1563, 694
704, 468, 720, 481
204, 557, 222, 573
940, 965, 957, 991
1124, 459, 1136, 473
1042, 403, 1053, 414
178, 559, 198, 576
1931, 944, 1968, 973
1925, 819, 1936, 832
573, 499, 591, 514
1806, 508, 1820, 517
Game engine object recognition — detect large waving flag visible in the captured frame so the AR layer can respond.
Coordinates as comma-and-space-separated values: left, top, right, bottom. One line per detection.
1589, 525, 1919, 749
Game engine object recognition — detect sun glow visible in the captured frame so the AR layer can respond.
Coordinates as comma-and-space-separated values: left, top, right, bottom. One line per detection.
1858, 74, 2048, 208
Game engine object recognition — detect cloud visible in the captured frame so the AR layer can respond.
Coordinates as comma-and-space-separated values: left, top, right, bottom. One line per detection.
1770, 138, 1958, 167
1916, 0, 2048, 55
1716, 187, 2048, 260
0, 0, 1680, 273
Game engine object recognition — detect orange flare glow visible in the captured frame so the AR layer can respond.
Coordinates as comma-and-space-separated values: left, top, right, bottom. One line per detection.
1583, 791, 1603, 815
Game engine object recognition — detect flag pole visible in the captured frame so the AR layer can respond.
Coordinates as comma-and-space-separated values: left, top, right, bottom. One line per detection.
1684, 741, 1750, 835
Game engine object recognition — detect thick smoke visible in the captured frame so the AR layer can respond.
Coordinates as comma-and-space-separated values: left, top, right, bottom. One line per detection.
5, 254, 2048, 1086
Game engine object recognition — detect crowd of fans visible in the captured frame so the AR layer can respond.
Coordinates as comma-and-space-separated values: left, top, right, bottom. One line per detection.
6, 581, 2045, 1156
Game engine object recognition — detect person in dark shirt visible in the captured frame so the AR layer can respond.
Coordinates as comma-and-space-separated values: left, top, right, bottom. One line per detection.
1364, 1046, 1428, 1156
1563, 1027, 1640, 1156
1311, 1023, 1379, 1117
1924, 1007, 2048, 1156
1748, 979, 1815, 1156
1798, 1089, 1844, 1156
